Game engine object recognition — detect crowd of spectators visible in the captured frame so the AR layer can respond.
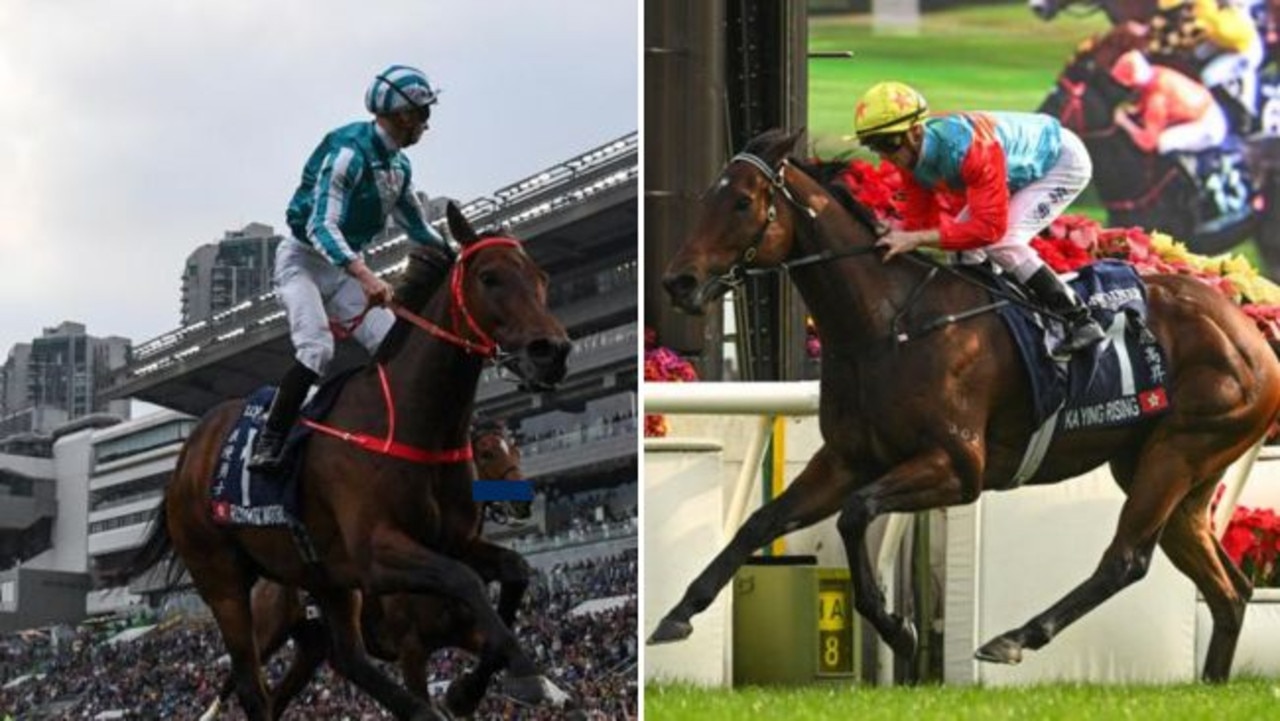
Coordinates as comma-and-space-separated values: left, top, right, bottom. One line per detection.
0, 550, 637, 720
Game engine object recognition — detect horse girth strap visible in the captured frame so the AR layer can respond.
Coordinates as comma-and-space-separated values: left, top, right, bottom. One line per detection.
302, 363, 473, 464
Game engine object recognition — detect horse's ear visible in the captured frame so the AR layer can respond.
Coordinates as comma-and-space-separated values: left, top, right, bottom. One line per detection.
446, 202, 478, 247
761, 127, 806, 166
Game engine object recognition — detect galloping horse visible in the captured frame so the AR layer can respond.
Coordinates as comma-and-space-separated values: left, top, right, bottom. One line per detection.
654, 129, 1280, 681
1039, 28, 1280, 270
201, 421, 541, 719
1029, 0, 1158, 24
125, 203, 571, 720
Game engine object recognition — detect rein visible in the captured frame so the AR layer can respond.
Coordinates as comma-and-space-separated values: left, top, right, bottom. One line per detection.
723, 151, 1072, 343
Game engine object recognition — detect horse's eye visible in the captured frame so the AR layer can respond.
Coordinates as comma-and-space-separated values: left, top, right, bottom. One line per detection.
479, 271, 500, 287
734, 195, 752, 212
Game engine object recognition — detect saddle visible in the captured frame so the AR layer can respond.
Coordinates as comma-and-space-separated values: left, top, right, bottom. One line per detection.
207, 368, 358, 528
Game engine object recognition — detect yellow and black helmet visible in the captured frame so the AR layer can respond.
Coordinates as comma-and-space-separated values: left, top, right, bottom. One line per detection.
854, 81, 929, 140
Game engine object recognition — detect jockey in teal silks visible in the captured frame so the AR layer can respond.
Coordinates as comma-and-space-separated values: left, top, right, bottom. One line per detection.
249, 65, 455, 472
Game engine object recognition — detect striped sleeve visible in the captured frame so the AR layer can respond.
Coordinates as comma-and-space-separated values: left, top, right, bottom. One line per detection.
306, 146, 362, 265
391, 167, 445, 248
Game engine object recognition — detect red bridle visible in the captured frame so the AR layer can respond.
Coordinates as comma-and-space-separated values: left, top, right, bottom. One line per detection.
311, 236, 527, 464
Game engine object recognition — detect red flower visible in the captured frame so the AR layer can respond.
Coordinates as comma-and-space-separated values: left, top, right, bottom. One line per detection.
644, 327, 699, 437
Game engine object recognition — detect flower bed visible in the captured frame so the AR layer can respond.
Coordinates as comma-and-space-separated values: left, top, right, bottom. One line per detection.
644, 328, 698, 437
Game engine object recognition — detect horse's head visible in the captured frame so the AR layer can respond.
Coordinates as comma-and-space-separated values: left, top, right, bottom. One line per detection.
662, 128, 809, 315
444, 202, 571, 391
1039, 30, 1144, 136
471, 419, 531, 522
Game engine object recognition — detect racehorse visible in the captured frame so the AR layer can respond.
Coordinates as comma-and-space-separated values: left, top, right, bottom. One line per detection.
124, 202, 571, 721
653, 128, 1280, 682
1029, 0, 1158, 24
201, 420, 543, 719
1039, 28, 1280, 272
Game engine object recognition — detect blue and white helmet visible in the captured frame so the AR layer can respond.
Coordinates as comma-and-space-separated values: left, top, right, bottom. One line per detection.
364, 64, 439, 115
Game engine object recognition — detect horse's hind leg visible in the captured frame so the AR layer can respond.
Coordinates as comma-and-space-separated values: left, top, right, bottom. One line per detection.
975, 446, 1198, 667
1159, 481, 1250, 682
310, 587, 445, 721
201, 586, 273, 720
834, 448, 972, 672
649, 445, 859, 644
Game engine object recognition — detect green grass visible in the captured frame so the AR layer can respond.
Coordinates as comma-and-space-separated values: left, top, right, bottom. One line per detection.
645, 679, 1280, 720
808, 3, 1111, 220
806, 2, 1266, 263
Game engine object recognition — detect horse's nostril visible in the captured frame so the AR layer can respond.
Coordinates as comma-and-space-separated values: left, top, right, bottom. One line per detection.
663, 273, 698, 300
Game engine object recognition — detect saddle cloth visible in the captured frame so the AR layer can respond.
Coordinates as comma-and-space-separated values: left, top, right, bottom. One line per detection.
988, 260, 1171, 481
207, 369, 355, 528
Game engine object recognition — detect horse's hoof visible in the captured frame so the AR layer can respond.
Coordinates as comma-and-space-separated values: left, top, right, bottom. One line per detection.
647, 616, 693, 644
503, 675, 550, 706
890, 615, 919, 659
444, 676, 484, 718
975, 635, 1024, 665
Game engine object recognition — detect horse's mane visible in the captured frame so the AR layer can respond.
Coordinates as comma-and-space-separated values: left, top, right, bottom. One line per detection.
791, 156, 882, 234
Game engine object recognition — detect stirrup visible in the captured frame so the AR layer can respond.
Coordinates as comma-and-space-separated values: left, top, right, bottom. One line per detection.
1055, 319, 1106, 355
247, 432, 286, 472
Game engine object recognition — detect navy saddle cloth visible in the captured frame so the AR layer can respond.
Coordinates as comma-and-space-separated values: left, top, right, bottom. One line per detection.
982, 259, 1171, 433
208, 368, 356, 527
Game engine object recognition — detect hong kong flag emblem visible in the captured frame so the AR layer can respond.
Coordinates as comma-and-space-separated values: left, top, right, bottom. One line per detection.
1139, 387, 1168, 414
211, 501, 231, 524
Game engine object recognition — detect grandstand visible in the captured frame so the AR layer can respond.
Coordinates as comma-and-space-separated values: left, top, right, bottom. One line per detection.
0, 134, 638, 718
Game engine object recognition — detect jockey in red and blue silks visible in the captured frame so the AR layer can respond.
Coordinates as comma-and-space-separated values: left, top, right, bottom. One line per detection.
854, 81, 1106, 356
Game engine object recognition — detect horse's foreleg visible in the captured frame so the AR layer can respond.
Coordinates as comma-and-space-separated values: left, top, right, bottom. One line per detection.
366, 528, 556, 709
461, 539, 531, 627
649, 445, 858, 644
268, 616, 330, 718
310, 587, 445, 721
975, 446, 1197, 667
835, 448, 970, 670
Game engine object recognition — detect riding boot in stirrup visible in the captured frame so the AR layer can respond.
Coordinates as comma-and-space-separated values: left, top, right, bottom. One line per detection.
247, 362, 318, 473
1024, 266, 1106, 356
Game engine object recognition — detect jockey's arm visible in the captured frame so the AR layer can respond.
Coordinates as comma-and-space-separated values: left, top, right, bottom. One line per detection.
1116, 95, 1167, 154
936, 143, 1010, 251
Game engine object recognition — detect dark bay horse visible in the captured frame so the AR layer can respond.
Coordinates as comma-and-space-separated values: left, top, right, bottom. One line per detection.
125, 203, 571, 720
202, 421, 544, 719
1039, 28, 1280, 269
1029, 0, 1157, 24
654, 129, 1280, 681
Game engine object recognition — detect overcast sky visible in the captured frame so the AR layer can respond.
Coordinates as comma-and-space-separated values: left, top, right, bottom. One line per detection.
0, 0, 637, 356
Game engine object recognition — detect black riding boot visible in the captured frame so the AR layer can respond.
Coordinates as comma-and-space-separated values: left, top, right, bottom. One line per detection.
247, 362, 318, 473
375, 244, 457, 361
1024, 266, 1106, 356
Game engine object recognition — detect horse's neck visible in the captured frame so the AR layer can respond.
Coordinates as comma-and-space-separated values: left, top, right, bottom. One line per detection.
786, 202, 912, 354
1082, 131, 1164, 201
376, 298, 484, 446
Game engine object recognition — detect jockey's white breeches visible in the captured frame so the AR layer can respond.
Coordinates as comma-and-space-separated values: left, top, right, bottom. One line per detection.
952, 127, 1093, 282
273, 237, 393, 375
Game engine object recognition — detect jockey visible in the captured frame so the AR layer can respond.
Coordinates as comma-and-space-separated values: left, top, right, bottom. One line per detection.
854, 81, 1106, 356
1157, 0, 1264, 121
1110, 50, 1229, 155
249, 65, 455, 472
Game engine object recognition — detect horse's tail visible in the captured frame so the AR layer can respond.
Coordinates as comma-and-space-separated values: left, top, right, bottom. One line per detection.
112, 491, 183, 592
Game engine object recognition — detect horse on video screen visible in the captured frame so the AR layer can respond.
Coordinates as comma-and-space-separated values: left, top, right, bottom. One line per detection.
1039, 28, 1280, 273
125, 203, 571, 721
653, 128, 1280, 682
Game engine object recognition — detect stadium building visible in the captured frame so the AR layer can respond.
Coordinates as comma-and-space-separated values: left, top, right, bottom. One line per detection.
0, 132, 638, 628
